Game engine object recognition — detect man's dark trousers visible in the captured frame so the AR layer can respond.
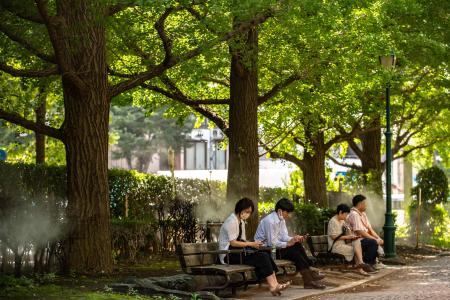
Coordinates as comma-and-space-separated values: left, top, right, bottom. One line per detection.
360, 238, 378, 264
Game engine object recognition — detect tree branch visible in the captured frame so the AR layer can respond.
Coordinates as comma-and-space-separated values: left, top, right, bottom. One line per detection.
348, 138, 363, 159
184, 5, 220, 35
325, 121, 363, 150
34, 0, 87, 91
109, 4, 278, 97
0, 1, 44, 23
155, 6, 182, 64
202, 76, 230, 88
141, 82, 229, 135
107, 1, 136, 16
258, 72, 306, 105
0, 23, 55, 63
0, 108, 64, 141
327, 154, 362, 171
393, 138, 445, 161
293, 136, 305, 148
0, 62, 58, 77
401, 69, 429, 94
269, 150, 305, 169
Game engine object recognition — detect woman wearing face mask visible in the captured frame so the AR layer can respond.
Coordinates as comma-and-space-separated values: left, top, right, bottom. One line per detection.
255, 198, 326, 289
218, 197, 290, 296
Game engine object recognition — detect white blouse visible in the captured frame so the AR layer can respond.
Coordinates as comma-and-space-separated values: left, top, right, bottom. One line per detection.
218, 213, 246, 264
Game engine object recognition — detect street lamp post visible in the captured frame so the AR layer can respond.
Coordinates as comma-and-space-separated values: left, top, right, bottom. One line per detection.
379, 53, 396, 258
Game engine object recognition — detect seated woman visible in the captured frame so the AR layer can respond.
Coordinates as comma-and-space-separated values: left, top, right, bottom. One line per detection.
327, 204, 376, 275
218, 197, 290, 296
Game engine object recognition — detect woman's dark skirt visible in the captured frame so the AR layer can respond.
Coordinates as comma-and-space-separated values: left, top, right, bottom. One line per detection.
226, 250, 278, 280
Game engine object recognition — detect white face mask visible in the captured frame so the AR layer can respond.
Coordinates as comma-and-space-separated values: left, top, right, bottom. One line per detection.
277, 210, 284, 221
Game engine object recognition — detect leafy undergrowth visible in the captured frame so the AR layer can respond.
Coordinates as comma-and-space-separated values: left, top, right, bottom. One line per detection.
0, 257, 183, 300
0, 275, 156, 299
113, 257, 182, 277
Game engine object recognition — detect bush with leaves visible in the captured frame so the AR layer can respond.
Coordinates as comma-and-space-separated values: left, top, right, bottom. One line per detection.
292, 202, 335, 235
257, 196, 335, 235
409, 166, 449, 247
0, 162, 66, 276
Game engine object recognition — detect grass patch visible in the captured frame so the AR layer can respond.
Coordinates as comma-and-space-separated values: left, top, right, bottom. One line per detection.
0, 257, 185, 299
0, 275, 154, 300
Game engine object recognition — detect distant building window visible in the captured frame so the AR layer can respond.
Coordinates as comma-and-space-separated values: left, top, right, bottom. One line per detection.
211, 142, 227, 170
185, 142, 207, 170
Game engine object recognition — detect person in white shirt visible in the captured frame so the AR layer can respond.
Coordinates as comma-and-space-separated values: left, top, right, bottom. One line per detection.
218, 197, 290, 296
255, 198, 326, 289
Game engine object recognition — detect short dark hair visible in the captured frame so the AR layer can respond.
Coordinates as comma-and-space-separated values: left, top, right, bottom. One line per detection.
352, 194, 367, 207
235, 197, 255, 215
275, 198, 295, 213
336, 203, 350, 214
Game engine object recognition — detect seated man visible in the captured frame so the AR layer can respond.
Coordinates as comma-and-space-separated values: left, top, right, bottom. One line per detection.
347, 194, 383, 269
255, 198, 326, 289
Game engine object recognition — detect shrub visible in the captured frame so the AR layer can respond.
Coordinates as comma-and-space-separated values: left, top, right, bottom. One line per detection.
292, 202, 335, 235
411, 166, 448, 207
409, 166, 449, 248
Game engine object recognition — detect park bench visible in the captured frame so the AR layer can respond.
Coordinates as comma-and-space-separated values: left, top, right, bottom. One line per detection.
176, 242, 295, 295
307, 235, 346, 266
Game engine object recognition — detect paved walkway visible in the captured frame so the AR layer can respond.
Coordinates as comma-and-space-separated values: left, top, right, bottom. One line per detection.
234, 266, 398, 300
301, 255, 450, 300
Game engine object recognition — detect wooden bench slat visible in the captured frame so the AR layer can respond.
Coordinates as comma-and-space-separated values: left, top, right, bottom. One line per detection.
307, 235, 346, 265
191, 264, 255, 274
177, 242, 297, 295
180, 242, 218, 254
179, 243, 218, 267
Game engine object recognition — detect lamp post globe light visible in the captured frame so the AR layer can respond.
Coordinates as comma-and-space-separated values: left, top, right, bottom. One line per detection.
379, 52, 396, 258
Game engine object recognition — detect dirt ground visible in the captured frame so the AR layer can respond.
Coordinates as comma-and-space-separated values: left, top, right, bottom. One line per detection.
302, 244, 450, 300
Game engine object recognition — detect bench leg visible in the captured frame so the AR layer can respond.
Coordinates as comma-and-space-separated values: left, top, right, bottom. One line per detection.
231, 286, 237, 296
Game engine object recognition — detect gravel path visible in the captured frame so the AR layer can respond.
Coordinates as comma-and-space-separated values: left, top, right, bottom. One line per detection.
303, 255, 450, 300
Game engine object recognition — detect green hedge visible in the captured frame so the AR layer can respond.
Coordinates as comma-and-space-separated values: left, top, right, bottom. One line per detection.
409, 166, 449, 248
0, 161, 338, 271
0, 162, 228, 267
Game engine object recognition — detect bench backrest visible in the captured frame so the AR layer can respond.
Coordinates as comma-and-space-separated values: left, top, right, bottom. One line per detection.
177, 242, 219, 273
307, 235, 329, 256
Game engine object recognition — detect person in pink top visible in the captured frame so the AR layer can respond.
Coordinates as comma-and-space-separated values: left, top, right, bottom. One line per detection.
347, 194, 383, 269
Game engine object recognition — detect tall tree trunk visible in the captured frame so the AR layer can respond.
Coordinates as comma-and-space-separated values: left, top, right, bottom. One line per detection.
301, 147, 327, 208
126, 156, 133, 170
60, 2, 112, 273
136, 155, 151, 173
0, 243, 6, 274
64, 86, 111, 274
13, 248, 23, 278
35, 88, 46, 165
227, 25, 259, 237
359, 118, 383, 196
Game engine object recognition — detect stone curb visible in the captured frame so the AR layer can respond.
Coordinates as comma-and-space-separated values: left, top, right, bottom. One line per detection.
232, 267, 400, 300
294, 268, 399, 300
